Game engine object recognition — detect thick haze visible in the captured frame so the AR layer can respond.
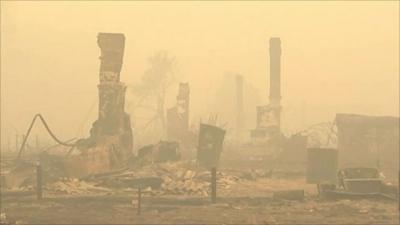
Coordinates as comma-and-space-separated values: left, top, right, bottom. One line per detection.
1, 1, 399, 149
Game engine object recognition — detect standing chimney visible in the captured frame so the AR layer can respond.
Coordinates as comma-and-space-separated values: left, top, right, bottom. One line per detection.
269, 38, 281, 106
269, 37, 282, 132
87, 33, 133, 157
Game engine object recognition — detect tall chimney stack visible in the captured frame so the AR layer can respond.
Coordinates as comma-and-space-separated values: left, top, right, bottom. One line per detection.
269, 38, 281, 107
88, 33, 133, 157
269, 37, 282, 133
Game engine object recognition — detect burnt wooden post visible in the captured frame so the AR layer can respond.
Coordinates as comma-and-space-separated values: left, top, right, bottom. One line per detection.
211, 167, 217, 203
137, 186, 142, 215
36, 162, 43, 200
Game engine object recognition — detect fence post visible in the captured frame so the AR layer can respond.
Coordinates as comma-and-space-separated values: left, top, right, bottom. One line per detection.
36, 162, 43, 200
137, 186, 142, 215
211, 167, 217, 203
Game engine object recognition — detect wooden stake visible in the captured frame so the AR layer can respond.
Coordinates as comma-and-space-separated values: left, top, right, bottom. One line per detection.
137, 186, 142, 215
36, 162, 43, 200
211, 167, 217, 203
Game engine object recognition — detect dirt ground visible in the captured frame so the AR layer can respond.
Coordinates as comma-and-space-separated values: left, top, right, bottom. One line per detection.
1, 178, 399, 225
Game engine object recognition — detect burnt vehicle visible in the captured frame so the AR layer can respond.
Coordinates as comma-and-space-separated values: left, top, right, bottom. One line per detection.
322, 167, 398, 200
337, 167, 383, 193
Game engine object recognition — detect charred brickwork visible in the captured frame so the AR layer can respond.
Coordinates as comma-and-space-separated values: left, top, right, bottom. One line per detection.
251, 38, 282, 141
76, 33, 133, 169
268, 37, 282, 133
269, 38, 281, 107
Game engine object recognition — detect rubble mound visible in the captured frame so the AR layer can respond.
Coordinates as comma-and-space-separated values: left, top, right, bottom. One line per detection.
3, 160, 241, 197
46, 178, 111, 195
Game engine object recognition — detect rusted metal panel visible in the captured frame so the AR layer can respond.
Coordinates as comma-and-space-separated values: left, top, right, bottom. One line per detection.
197, 123, 226, 168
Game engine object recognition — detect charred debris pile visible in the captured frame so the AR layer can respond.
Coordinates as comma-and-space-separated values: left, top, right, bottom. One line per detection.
1, 33, 399, 204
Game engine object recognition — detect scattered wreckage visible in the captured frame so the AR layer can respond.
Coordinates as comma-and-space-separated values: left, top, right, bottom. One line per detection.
2, 159, 239, 198
1, 33, 398, 220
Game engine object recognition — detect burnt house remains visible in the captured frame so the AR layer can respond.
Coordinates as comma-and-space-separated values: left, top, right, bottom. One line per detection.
70, 33, 133, 176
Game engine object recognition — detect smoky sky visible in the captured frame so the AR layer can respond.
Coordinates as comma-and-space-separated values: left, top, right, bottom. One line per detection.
1, 1, 399, 147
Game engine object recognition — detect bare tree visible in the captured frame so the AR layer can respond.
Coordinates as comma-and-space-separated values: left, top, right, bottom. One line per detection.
297, 122, 337, 148
131, 50, 178, 140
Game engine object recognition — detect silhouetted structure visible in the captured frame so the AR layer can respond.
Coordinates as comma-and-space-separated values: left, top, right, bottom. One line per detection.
251, 37, 282, 141
268, 37, 282, 133
167, 83, 190, 144
74, 33, 133, 174
236, 75, 244, 141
